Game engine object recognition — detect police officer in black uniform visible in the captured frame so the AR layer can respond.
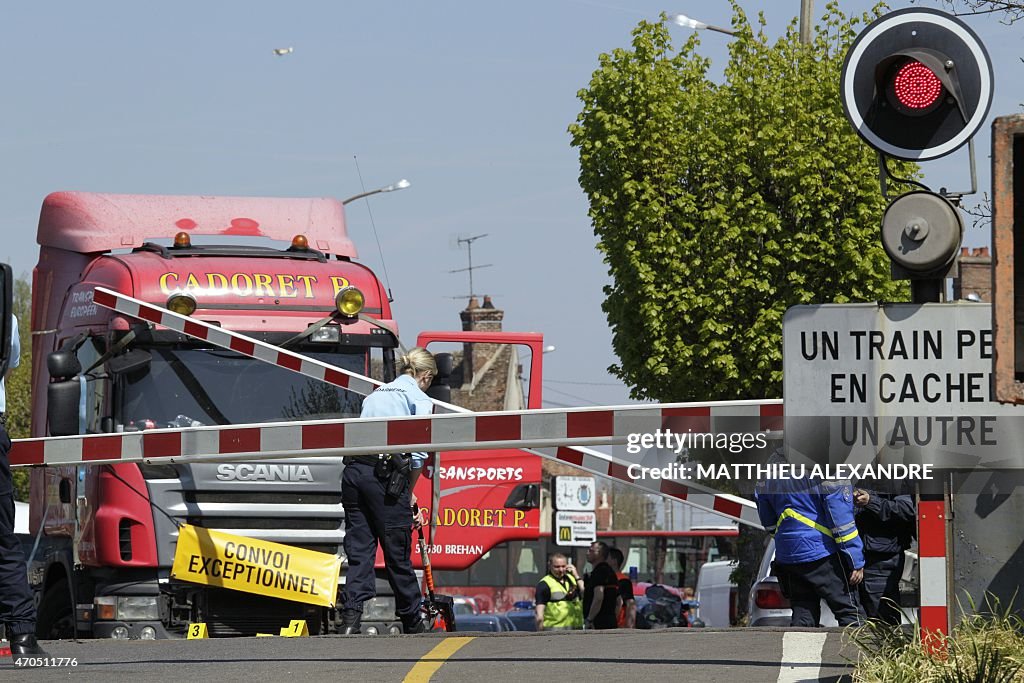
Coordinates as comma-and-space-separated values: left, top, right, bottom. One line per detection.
339, 348, 436, 635
1, 314, 48, 658
854, 479, 915, 625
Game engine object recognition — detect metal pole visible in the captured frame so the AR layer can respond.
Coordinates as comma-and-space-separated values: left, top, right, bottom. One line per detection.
467, 240, 474, 300
799, 0, 813, 45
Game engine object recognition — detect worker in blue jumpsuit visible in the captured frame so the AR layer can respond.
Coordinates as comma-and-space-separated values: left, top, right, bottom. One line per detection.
339, 348, 436, 635
756, 456, 865, 627
1, 316, 48, 658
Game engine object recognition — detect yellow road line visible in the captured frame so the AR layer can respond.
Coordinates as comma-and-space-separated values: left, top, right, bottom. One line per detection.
403, 636, 475, 682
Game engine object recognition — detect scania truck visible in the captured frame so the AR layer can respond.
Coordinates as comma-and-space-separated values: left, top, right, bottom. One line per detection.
20, 191, 540, 638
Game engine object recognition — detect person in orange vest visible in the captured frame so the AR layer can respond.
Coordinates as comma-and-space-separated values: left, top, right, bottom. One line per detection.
608, 547, 636, 629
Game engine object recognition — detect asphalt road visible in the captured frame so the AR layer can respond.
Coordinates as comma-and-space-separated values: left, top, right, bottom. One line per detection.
1, 628, 856, 683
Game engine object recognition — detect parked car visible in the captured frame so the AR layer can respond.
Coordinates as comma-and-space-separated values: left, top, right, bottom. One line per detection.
746, 538, 918, 626
452, 614, 516, 632
449, 595, 482, 616
504, 606, 537, 632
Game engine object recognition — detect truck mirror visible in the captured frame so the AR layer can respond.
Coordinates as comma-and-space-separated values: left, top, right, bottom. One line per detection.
48, 348, 82, 380
107, 349, 152, 376
426, 383, 451, 404
48, 379, 82, 436
504, 483, 540, 510
434, 352, 454, 379
426, 352, 453, 402
0, 263, 12, 378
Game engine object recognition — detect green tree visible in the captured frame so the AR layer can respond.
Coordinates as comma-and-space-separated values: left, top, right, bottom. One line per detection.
570, 1, 911, 403
9, 275, 33, 501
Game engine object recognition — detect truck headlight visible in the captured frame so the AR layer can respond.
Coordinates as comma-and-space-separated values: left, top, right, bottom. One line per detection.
311, 326, 341, 343
117, 596, 160, 621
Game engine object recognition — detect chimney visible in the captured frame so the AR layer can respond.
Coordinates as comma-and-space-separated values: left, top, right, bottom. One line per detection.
953, 247, 993, 302
450, 296, 512, 411
461, 294, 504, 332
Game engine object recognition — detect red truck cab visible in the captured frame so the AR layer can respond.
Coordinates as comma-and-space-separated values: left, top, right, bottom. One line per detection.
21, 191, 542, 639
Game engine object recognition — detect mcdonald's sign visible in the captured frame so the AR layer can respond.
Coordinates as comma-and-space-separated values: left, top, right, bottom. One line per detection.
553, 511, 596, 547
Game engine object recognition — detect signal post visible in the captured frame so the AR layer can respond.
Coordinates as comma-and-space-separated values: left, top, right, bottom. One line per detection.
825, 7, 1024, 643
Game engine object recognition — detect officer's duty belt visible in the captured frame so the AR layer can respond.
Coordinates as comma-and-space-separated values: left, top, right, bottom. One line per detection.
343, 454, 385, 465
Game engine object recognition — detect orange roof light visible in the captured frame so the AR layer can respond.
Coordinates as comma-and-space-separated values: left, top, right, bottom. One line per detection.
174, 232, 192, 248
291, 234, 309, 250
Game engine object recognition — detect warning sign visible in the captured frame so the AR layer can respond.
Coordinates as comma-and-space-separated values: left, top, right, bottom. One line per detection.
171, 525, 341, 607
782, 303, 1024, 469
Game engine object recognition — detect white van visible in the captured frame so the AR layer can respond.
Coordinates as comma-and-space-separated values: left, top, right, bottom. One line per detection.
695, 560, 736, 627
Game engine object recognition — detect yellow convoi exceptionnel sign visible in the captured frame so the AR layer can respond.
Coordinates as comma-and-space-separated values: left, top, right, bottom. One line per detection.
171, 524, 342, 607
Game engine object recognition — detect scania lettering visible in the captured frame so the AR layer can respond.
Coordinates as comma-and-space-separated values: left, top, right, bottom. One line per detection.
215, 464, 314, 482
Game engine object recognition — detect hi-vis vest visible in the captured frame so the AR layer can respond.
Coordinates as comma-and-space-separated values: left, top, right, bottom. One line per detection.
540, 574, 583, 629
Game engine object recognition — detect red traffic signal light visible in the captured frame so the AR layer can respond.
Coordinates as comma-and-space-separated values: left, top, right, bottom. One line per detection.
888, 60, 944, 114
841, 8, 993, 161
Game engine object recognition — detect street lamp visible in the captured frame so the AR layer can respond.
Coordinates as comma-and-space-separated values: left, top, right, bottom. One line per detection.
341, 179, 411, 205
666, 13, 736, 36
543, 345, 556, 354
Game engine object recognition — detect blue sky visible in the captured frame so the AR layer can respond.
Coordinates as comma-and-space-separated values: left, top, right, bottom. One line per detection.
3, 1, 1020, 408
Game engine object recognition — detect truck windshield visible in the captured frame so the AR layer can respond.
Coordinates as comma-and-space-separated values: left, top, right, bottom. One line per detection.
118, 347, 367, 429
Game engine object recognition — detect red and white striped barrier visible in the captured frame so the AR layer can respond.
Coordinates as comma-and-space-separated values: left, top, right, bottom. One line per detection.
90, 287, 773, 527
12, 400, 779, 528
918, 491, 949, 643
10, 401, 776, 466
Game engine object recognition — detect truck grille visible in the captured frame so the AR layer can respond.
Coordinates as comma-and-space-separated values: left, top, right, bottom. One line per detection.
203, 589, 322, 637
147, 459, 347, 566
183, 491, 341, 504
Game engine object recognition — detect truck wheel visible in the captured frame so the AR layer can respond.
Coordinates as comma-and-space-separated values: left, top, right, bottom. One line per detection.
36, 578, 75, 640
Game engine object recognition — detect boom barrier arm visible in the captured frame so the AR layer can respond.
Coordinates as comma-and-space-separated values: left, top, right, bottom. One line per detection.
11, 402, 775, 527
49, 287, 778, 528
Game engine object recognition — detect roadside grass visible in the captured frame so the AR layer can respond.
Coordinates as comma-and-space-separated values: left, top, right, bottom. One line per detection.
849, 597, 1024, 683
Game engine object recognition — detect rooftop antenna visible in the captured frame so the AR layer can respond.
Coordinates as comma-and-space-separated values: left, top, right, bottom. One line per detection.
449, 234, 492, 302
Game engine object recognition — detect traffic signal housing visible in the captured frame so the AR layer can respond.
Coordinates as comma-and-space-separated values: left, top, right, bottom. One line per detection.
841, 8, 993, 161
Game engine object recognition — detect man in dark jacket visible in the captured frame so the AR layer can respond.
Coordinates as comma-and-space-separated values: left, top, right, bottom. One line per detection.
853, 480, 915, 625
